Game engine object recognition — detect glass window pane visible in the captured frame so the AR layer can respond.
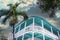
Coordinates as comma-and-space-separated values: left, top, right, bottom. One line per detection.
17, 36, 22, 40
34, 32, 43, 40
15, 26, 19, 33
24, 32, 32, 40
44, 21, 51, 32
35, 17, 42, 27
20, 22, 25, 30
26, 18, 33, 26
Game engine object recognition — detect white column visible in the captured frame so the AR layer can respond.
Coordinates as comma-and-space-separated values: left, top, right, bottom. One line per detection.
51, 27, 53, 33
32, 33, 34, 40
51, 27, 56, 40
32, 17, 35, 40
41, 20, 44, 28
57, 31, 60, 40
22, 35, 24, 40
33, 17, 34, 31
41, 20, 45, 40
19, 25, 21, 31
57, 31, 59, 37
25, 21, 26, 28
25, 21, 27, 32
43, 34, 45, 40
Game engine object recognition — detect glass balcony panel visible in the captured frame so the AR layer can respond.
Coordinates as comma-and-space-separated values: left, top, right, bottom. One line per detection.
17, 36, 22, 40
45, 36, 53, 40
26, 18, 33, 27
52, 27, 58, 36
20, 22, 25, 30
44, 21, 51, 32
34, 32, 43, 40
24, 32, 32, 40
35, 17, 42, 27
15, 26, 19, 33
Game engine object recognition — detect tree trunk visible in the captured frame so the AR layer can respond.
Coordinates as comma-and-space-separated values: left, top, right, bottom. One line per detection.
10, 20, 16, 40
13, 25, 15, 40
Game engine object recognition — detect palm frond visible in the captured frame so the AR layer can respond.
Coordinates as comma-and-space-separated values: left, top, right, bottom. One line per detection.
16, 11, 28, 20
2, 2, 28, 25
2, 10, 13, 24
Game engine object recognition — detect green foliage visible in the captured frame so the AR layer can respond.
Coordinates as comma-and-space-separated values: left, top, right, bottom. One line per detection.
2, 2, 28, 25
39, 0, 60, 17
41, 0, 60, 11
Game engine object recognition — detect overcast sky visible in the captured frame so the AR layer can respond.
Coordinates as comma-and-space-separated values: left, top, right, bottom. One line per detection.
0, 0, 37, 29
0, 0, 37, 10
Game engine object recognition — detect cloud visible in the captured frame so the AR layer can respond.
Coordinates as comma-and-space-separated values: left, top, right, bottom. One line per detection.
0, 0, 37, 10
56, 10, 60, 18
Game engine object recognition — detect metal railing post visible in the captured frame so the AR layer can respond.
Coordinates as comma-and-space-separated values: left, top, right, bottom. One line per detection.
51, 27, 53, 34
41, 20, 45, 40
41, 20, 44, 28
22, 35, 24, 40
57, 31, 59, 37
32, 17, 35, 40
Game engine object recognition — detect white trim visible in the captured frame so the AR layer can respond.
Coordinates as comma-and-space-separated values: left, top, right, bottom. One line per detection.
15, 26, 58, 39
14, 17, 59, 40
43, 33, 45, 40
25, 21, 26, 28
19, 25, 21, 31
41, 20, 44, 28
51, 27, 53, 33
22, 35, 24, 40
41, 20, 45, 40
32, 32, 34, 40
57, 31, 59, 36
32, 17, 35, 40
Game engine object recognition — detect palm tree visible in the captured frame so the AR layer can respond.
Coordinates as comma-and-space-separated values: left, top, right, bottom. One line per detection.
38, 0, 60, 17
2, 2, 28, 40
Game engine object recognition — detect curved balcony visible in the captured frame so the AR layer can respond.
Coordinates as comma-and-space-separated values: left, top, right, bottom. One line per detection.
14, 16, 60, 40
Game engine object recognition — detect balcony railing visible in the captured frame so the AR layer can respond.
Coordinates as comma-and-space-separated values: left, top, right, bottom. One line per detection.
14, 16, 60, 40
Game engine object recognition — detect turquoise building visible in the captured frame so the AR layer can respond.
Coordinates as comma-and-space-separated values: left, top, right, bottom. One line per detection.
14, 16, 60, 40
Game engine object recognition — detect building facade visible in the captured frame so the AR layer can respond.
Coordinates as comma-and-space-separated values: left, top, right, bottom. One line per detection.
9, 16, 60, 40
